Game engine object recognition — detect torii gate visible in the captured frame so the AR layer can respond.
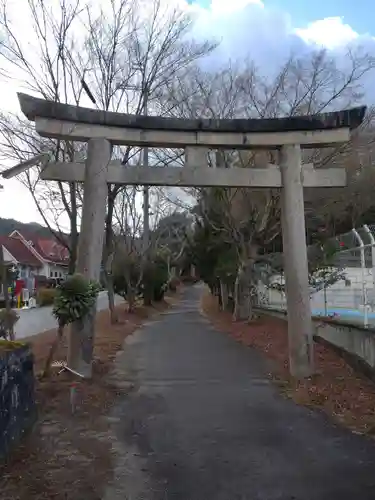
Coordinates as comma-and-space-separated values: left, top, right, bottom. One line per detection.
8, 93, 365, 379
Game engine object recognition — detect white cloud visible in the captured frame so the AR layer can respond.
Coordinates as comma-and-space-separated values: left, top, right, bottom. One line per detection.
184, 0, 373, 54
295, 17, 360, 49
206, 0, 263, 14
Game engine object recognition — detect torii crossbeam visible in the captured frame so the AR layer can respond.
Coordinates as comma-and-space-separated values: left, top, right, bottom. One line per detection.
13, 92, 366, 379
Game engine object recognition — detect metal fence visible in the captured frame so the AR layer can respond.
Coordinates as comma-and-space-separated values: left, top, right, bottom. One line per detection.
257, 225, 375, 328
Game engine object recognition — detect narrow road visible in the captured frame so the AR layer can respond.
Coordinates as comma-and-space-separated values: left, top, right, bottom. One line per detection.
16, 291, 122, 339
104, 285, 375, 499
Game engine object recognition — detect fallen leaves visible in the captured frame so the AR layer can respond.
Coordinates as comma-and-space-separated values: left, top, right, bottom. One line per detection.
201, 291, 375, 435
0, 294, 178, 500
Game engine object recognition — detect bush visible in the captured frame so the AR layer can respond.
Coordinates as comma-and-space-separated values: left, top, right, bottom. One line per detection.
113, 253, 142, 300
112, 251, 169, 305
53, 273, 100, 326
0, 309, 19, 339
36, 287, 56, 307
142, 256, 169, 303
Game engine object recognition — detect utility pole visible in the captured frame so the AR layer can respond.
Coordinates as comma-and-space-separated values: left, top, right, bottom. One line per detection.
120, 81, 150, 254
142, 88, 150, 255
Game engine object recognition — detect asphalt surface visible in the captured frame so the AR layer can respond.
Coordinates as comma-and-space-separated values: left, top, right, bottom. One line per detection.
104, 285, 375, 500
16, 291, 123, 339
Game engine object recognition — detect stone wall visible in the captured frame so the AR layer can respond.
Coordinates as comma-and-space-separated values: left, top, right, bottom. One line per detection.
0, 343, 37, 461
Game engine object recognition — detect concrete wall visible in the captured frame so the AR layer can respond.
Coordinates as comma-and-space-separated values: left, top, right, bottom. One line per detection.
316, 320, 375, 369
255, 306, 375, 376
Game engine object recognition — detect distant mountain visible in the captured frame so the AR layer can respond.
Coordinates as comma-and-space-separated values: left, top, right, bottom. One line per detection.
0, 217, 53, 238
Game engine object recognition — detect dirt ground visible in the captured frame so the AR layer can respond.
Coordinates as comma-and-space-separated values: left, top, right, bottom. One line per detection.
201, 291, 375, 436
0, 292, 181, 500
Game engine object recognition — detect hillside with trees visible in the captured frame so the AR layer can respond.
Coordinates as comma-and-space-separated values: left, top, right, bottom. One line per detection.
0, 217, 55, 238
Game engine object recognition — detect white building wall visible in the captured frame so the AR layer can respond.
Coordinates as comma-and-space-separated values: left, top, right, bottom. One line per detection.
46, 263, 68, 278
2, 246, 15, 264
265, 267, 375, 312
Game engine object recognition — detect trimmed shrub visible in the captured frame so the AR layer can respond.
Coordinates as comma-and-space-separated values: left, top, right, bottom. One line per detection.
36, 287, 56, 307
113, 254, 142, 300
142, 257, 169, 303
52, 273, 100, 327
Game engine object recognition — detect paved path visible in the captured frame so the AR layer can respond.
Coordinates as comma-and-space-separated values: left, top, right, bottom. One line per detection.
104, 285, 375, 500
16, 291, 123, 339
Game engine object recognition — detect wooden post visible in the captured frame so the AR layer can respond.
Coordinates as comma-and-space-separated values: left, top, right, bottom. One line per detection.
67, 138, 111, 377
280, 144, 314, 378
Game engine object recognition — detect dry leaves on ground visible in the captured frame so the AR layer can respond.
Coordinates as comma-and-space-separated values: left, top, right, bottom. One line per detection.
201, 291, 375, 435
0, 292, 181, 500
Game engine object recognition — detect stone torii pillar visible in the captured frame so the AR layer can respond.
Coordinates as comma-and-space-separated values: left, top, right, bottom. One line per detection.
280, 145, 313, 377
15, 92, 366, 379
68, 138, 111, 376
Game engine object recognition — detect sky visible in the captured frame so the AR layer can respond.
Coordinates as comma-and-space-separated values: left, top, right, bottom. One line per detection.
0, 0, 374, 226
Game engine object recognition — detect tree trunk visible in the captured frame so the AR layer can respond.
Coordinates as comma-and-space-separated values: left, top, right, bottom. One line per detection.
103, 191, 118, 324
127, 287, 136, 313
233, 260, 257, 322
42, 323, 65, 378
143, 291, 152, 306
220, 280, 229, 311
106, 274, 118, 323
103, 252, 118, 324
68, 181, 79, 275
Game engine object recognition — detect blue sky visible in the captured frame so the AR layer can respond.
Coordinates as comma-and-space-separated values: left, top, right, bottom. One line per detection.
264, 0, 374, 35
190, 0, 374, 36
187, 0, 375, 52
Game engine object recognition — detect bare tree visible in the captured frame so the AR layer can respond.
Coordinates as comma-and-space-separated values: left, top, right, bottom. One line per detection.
177, 49, 375, 320
0, 0, 85, 272
82, 0, 216, 320
0, 0, 216, 321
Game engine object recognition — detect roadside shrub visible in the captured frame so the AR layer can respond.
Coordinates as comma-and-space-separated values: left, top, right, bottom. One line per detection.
142, 256, 169, 303
113, 253, 142, 299
0, 309, 19, 340
53, 273, 100, 327
36, 287, 56, 307
43, 274, 101, 378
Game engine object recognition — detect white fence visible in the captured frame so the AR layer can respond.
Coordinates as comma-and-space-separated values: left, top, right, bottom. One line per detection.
257, 225, 375, 328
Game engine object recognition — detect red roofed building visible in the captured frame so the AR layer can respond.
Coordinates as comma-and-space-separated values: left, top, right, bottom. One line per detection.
5, 230, 69, 280
0, 235, 43, 269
